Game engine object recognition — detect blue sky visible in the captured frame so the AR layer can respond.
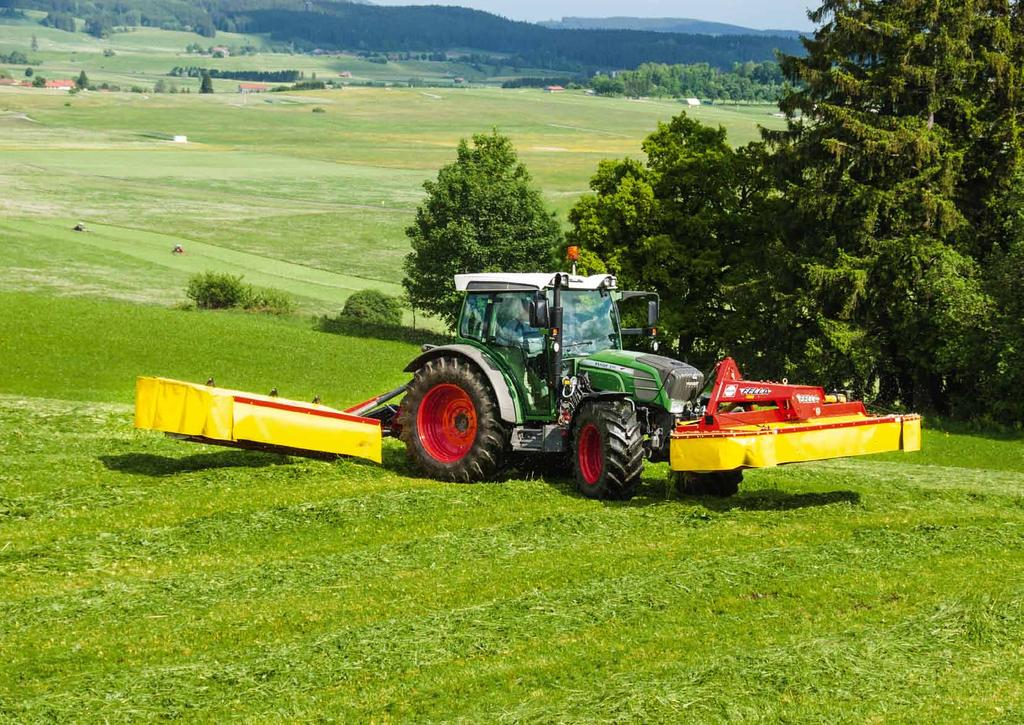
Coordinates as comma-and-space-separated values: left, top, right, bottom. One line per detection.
369, 0, 817, 31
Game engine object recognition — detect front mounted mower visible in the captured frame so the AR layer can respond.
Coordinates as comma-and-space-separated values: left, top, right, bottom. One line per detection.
136, 271, 920, 499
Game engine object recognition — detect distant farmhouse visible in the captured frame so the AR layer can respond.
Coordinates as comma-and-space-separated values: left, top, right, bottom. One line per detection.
684, 97, 701, 106
238, 83, 270, 94
544, 85, 565, 93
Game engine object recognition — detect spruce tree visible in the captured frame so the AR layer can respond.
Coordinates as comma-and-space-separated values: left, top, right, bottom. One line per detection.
767, 0, 1022, 412
199, 72, 213, 94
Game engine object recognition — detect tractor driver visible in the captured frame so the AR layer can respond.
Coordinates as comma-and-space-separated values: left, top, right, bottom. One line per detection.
494, 294, 543, 356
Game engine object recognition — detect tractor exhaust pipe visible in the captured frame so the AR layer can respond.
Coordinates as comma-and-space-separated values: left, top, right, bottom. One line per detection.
550, 273, 565, 393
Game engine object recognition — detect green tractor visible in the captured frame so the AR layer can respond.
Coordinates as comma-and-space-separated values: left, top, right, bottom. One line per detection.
398, 272, 708, 500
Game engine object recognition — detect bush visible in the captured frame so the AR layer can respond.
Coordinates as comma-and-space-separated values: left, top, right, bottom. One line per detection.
186, 272, 247, 309
185, 272, 294, 315
242, 287, 294, 315
340, 289, 404, 326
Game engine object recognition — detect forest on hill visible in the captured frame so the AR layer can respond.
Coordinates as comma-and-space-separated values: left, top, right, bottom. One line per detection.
541, 16, 804, 38
2, 0, 804, 71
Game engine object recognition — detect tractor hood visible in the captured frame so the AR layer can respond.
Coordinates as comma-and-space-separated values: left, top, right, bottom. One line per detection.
577, 350, 704, 412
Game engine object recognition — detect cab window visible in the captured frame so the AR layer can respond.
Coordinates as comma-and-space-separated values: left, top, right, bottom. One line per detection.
491, 293, 544, 354
460, 293, 490, 341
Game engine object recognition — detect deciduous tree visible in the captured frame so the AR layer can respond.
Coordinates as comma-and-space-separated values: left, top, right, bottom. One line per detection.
403, 131, 562, 328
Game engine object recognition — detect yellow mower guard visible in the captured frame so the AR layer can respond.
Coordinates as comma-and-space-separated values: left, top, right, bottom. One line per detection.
134, 377, 383, 463
670, 413, 921, 473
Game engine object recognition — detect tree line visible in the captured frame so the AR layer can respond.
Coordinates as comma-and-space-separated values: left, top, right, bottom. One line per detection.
405, 2, 1024, 425
169, 67, 302, 83
591, 61, 786, 102
3, 0, 803, 72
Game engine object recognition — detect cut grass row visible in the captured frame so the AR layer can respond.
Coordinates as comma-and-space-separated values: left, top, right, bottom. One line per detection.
1, 220, 407, 314
1, 392, 1022, 721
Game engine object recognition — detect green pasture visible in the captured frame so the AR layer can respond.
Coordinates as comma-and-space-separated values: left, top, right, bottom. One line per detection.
2, 291, 1023, 721
1, 74, 783, 314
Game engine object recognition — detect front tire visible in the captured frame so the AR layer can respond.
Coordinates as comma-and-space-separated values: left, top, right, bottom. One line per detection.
400, 356, 509, 482
572, 401, 644, 500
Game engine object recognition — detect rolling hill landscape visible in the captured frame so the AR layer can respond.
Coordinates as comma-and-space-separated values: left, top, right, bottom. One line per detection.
2, 2, 1023, 721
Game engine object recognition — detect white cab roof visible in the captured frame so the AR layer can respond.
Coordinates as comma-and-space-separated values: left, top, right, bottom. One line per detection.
454, 272, 617, 292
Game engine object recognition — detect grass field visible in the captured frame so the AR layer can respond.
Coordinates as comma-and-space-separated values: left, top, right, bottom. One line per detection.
3, 17, 1023, 723
2, 291, 1024, 721
0, 81, 783, 314
1, 14, 786, 322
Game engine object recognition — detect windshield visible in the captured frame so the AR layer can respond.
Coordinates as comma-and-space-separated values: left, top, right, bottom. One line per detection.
559, 290, 620, 356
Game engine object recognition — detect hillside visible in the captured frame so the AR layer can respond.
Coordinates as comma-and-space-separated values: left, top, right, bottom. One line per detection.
3, 288, 1024, 720
5, 0, 805, 71
542, 16, 805, 38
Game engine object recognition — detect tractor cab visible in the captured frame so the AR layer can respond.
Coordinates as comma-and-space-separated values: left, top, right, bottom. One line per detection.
453, 272, 660, 418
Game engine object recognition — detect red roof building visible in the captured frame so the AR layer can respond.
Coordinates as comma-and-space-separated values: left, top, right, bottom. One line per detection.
238, 83, 270, 93
45, 79, 76, 89
0, 78, 18, 86
544, 85, 566, 93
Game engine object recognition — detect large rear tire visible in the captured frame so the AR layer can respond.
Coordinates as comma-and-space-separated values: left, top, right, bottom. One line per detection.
572, 401, 644, 500
400, 356, 509, 482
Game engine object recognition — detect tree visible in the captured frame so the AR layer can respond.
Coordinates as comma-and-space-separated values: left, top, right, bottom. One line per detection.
568, 112, 777, 369
403, 131, 563, 328
199, 72, 213, 94
85, 17, 111, 39
154, 78, 167, 93
764, 0, 1021, 412
75, 70, 88, 90
24, 66, 33, 78
31, 75, 45, 87
31, 34, 38, 52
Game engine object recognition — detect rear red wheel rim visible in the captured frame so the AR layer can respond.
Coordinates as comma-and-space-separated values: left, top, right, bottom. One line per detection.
578, 423, 603, 485
417, 384, 478, 463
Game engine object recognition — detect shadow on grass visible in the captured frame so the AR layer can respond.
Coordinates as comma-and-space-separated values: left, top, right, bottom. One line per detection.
100, 450, 290, 476
597, 477, 861, 511
693, 488, 861, 512
314, 316, 452, 347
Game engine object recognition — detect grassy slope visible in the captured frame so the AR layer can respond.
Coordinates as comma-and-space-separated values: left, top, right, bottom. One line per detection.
2, 292, 1023, 721
1, 234, 1022, 717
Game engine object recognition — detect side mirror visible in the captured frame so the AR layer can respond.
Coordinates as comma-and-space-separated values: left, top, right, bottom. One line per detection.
530, 295, 550, 328
647, 299, 660, 328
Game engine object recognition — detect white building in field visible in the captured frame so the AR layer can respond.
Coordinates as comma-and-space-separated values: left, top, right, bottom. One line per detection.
684, 97, 701, 106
